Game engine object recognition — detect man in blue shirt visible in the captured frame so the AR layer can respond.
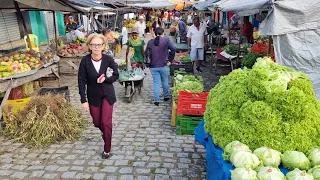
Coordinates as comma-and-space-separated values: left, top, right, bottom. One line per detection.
174, 17, 187, 43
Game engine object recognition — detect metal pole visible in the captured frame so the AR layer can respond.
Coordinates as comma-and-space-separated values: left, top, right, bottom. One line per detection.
114, 10, 119, 31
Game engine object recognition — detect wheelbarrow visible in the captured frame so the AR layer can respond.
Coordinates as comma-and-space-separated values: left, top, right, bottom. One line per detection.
119, 77, 145, 103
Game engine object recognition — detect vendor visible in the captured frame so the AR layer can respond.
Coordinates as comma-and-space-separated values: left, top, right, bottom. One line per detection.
66, 15, 77, 33
174, 17, 187, 43
151, 17, 162, 38
74, 24, 87, 39
125, 27, 145, 69
102, 29, 115, 58
242, 16, 254, 44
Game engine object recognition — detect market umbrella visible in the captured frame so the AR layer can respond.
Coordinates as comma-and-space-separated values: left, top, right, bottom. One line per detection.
169, 0, 197, 11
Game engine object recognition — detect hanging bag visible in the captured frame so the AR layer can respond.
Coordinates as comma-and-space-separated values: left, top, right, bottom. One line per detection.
144, 40, 153, 68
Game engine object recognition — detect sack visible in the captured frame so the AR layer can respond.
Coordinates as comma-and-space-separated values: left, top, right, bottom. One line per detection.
144, 42, 152, 68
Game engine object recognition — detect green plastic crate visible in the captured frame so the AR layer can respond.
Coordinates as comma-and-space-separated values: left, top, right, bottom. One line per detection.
176, 115, 203, 135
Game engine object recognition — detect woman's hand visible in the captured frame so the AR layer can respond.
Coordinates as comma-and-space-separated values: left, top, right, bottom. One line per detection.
82, 102, 89, 112
167, 61, 171, 66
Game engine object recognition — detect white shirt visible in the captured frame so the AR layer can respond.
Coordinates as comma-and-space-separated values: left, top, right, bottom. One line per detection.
91, 59, 102, 73
74, 30, 85, 39
134, 21, 146, 38
187, 15, 192, 23
187, 23, 208, 48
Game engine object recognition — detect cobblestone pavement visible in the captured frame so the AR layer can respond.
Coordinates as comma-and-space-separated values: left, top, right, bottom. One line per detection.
0, 67, 214, 180
0, 31, 232, 179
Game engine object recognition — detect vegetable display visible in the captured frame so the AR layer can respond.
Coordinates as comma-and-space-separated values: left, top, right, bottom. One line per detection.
172, 74, 204, 99
204, 57, 320, 154
257, 167, 285, 180
230, 151, 260, 169
231, 168, 258, 180
253, 147, 281, 168
309, 166, 320, 180
281, 151, 311, 170
58, 43, 86, 57
72, 37, 86, 44
242, 52, 263, 69
223, 141, 251, 161
308, 149, 320, 167
286, 169, 314, 180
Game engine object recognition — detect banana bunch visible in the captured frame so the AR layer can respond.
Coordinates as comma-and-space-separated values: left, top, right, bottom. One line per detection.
50, 38, 65, 48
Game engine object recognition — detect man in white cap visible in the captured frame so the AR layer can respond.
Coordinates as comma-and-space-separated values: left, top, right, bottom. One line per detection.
134, 16, 146, 39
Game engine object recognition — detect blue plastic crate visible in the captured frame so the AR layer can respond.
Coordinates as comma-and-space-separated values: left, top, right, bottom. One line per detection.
195, 120, 291, 180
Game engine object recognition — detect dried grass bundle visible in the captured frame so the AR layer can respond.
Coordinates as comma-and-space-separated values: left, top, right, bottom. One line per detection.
3, 94, 87, 148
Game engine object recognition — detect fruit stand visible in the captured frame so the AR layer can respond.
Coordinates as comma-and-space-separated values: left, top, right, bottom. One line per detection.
0, 62, 59, 121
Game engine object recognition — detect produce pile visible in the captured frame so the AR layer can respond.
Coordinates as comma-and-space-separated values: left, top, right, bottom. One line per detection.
242, 52, 263, 69
223, 44, 248, 56
72, 37, 86, 44
204, 57, 320, 154
172, 74, 204, 100
58, 43, 86, 57
0, 50, 54, 78
225, 141, 320, 180
2, 94, 87, 148
124, 19, 137, 29
173, 52, 191, 64
119, 68, 145, 81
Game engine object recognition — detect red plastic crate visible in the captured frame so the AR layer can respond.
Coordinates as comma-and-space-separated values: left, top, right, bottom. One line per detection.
177, 91, 209, 116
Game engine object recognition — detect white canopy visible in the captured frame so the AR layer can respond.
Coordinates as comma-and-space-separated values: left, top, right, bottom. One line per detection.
259, 0, 320, 98
129, 1, 176, 9
193, 0, 220, 11
215, 0, 271, 16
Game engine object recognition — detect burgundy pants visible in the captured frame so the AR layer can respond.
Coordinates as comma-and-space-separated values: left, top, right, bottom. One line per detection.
89, 97, 113, 153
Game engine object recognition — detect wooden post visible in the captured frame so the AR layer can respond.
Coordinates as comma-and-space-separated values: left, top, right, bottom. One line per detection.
52, 11, 60, 80
13, 0, 32, 50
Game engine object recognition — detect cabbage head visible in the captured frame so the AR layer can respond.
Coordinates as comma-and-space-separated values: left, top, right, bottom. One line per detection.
281, 151, 311, 170
308, 148, 320, 167
223, 141, 251, 161
286, 169, 314, 180
308, 165, 320, 180
257, 166, 285, 180
204, 57, 320, 154
231, 151, 260, 169
253, 147, 281, 168
231, 168, 258, 180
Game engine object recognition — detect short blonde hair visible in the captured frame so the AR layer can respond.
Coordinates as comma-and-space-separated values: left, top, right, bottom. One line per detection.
85, 33, 107, 53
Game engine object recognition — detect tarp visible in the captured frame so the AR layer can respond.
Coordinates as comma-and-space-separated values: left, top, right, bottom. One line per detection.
216, 0, 271, 16
0, 0, 80, 12
216, 0, 320, 98
259, 0, 320, 99
67, 0, 112, 11
193, 0, 220, 11
130, 1, 176, 9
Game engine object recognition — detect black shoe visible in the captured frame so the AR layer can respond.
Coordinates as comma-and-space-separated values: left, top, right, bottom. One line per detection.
154, 102, 159, 106
164, 98, 170, 102
196, 67, 203, 73
102, 152, 112, 159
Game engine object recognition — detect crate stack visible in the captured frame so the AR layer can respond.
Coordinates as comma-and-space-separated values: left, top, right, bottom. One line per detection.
176, 91, 209, 135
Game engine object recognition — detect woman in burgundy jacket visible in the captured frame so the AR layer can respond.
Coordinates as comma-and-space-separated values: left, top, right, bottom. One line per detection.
78, 34, 119, 159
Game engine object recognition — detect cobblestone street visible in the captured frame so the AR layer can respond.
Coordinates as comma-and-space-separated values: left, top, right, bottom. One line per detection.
0, 68, 214, 180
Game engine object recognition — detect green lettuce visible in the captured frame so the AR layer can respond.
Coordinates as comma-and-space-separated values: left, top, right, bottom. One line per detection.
281, 151, 311, 170
204, 57, 320, 154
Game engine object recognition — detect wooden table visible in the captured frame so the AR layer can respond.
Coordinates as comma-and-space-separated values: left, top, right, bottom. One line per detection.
0, 63, 59, 122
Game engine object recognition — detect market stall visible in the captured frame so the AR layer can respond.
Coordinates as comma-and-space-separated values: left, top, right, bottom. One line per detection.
0, 0, 90, 122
